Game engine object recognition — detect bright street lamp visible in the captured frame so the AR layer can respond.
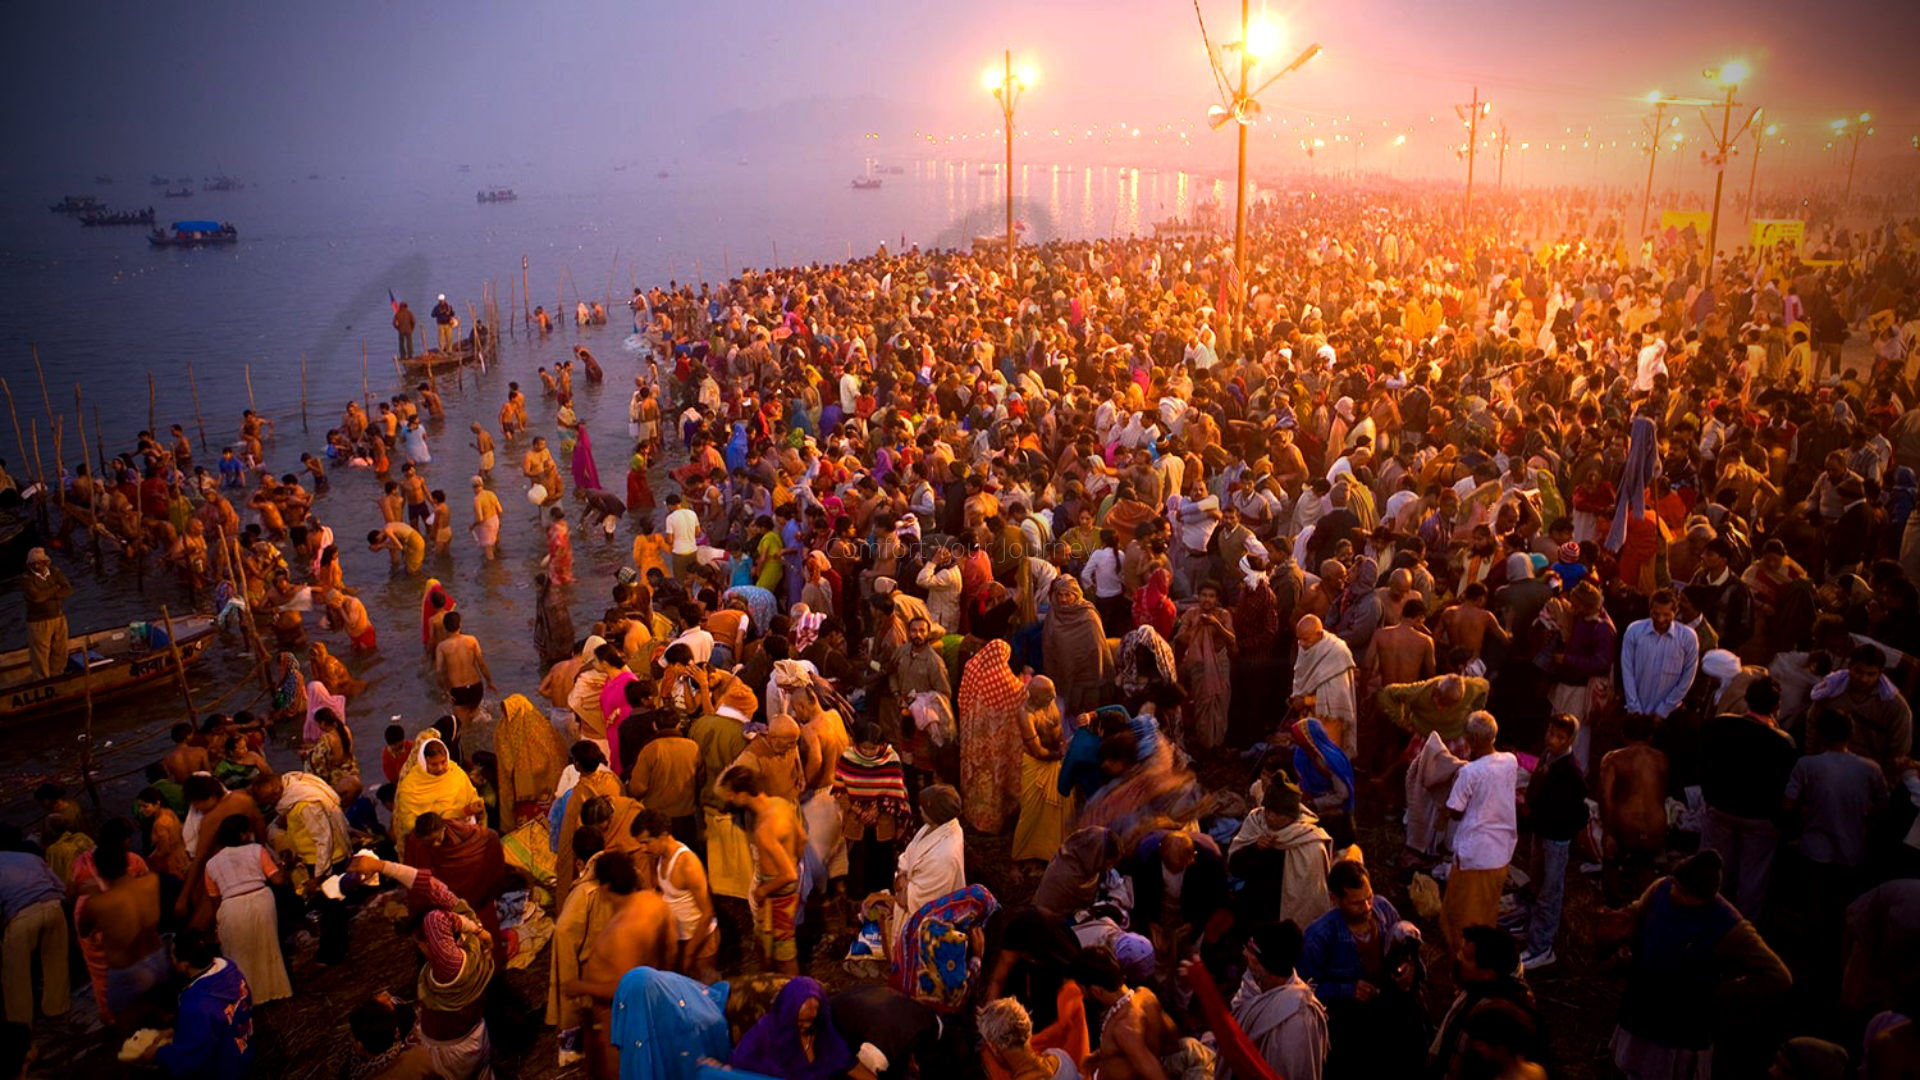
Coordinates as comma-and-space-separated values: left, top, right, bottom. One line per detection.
984, 53, 1034, 278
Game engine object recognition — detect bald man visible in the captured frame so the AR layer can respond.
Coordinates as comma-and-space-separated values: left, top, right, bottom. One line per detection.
730, 714, 806, 805
1292, 615, 1359, 754
1377, 567, 1417, 627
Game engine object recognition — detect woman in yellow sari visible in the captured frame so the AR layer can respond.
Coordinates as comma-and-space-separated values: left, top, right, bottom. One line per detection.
1011, 676, 1069, 869
391, 736, 483, 844
495, 693, 569, 831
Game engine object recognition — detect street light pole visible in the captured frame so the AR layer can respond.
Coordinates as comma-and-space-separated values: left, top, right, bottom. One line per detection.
1705, 82, 1734, 287
1231, 0, 1249, 354
1699, 61, 1751, 289
1640, 99, 1670, 240
1745, 117, 1771, 220
999, 51, 1016, 280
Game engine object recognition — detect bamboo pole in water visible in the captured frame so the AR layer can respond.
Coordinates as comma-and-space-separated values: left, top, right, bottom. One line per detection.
75, 386, 100, 564
79, 635, 99, 807
221, 530, 275, 691
244, 364, 256, 414
160, 605, 200, 722
188, 362, 209, 451
29, 419, 43, 495
2, 378, 30, 484
32, 343, 55, 456
508, 274, 516, 337
522, 255, 531, 327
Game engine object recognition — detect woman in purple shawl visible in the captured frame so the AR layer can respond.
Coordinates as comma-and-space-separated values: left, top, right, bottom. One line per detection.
571, 425, 603, 493
728, 977, 854, 1080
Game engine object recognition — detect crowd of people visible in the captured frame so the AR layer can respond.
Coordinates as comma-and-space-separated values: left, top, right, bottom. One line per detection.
5, 186, 1920, 1080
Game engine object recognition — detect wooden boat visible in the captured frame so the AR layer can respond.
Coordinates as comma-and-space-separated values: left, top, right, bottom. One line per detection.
81, 208, 157, 227
148, 220, 238, 247
93, 175, 114, 185
850, 177, 882, 190
201, 174, 244, 192
148, 174, 171, 186
49, 195, 102, 213
475, 187, 517, 203
163, 187, 194, 198
0, 615, 218, 720
400, 332, 488, 374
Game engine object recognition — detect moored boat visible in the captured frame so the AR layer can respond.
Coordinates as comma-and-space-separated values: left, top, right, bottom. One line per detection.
851, 177, 882, 190
148, 220, 239, 247
476, 187, 517, 203
0, 615, 218, 721
163, 187, 194, 198
49, 195, 102, 213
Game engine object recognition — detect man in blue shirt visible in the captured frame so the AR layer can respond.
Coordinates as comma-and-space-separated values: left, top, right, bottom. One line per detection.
149, 930, 254, 1080
1299, 859, 1404, 1074
1618, 589, 1699, 719
0, 847, 69, 1027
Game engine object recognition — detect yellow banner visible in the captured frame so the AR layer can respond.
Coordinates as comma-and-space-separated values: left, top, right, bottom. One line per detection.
1657, 211, 1712, 245
1750, 219, 1805, 256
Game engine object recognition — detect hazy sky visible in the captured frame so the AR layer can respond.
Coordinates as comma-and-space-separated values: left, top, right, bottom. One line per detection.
8, 0, 1917, 187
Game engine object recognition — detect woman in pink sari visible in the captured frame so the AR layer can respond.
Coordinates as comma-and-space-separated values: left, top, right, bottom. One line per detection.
546, 506, 575, 585
957, 639, 1026, 833
1174, 578, 1237, 750
571, 424, 603, 493
600, 666, 639, 773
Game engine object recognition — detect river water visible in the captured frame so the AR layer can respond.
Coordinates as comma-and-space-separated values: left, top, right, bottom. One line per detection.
0, 156, 1225, 824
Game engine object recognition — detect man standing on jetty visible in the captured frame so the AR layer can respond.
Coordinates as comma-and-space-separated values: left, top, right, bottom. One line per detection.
432, 294, 457, 354
393, 300, 417, 360
21, 548, 72, 681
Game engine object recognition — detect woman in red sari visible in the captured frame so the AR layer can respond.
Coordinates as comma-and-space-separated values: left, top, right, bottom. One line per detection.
1132, 567, 1177, 638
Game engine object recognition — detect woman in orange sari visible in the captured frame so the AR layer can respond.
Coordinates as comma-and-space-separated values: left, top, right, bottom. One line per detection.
957, 639, 1026, 834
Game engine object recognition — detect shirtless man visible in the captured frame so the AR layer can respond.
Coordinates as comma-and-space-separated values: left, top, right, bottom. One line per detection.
1076, 946, 1173, 1080
1376, 567, 1418, 628
1295, 559, 1346, 624
76, 844, 167, 1032
471, 423, 496, 481
379, 481, 405, 525
563, 855, 673, 1080
1368, 598, 1437, 686
721, 764, 803, 975
433, 611, 497, 725
1436, 583, 1509, 672
1598, 712, 1669, 905
326, 588, 378, 652
633, 810, 718, 981
161, 722, 211, 783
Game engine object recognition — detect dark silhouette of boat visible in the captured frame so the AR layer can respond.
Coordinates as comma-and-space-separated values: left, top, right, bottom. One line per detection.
163, 187, 194, 198
93, 175, 114, 185
0, 614, 218, 721
148, 220, 238, 247
148, 174, 171, 186
81, 207, 157, 226
476, 187, 518, 203
851, 177, 883, 189
201, 174, 244, 192
49, 195, 102, 213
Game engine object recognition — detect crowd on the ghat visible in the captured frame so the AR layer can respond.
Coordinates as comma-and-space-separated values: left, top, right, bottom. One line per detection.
5, 188, 1920, 1080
